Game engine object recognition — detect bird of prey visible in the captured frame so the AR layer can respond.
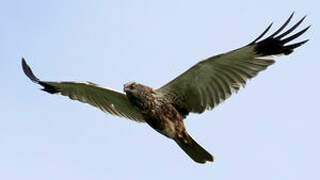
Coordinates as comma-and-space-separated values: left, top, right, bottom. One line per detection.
22, 13, 309, 164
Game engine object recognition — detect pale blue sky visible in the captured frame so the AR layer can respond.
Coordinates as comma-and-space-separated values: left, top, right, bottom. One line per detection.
1, 0, 319, 179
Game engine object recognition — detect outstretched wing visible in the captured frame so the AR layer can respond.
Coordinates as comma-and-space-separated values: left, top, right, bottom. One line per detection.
156, 13, 310, 116
22, 59, 145, 122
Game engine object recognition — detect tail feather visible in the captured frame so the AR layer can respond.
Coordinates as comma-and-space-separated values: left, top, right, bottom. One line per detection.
175, 134, 214, 163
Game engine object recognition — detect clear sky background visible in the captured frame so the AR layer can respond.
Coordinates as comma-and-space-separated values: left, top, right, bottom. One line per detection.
1, 0, 319, 179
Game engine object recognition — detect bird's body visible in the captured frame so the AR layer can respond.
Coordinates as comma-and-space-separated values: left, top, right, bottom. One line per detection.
22, 13, 309, 163
123, 82, 214, 162
124, 82, 180, 139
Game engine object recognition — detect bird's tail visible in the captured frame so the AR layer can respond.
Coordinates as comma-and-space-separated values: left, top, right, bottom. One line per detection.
175, 133, 214, 163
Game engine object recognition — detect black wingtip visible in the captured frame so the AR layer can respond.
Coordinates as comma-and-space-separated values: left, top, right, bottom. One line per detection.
275, 15, 307, 40
251, 13, 310, 56
22, 58, 40, 83
22, 58, 59, 94
248, 22, 273, 45
284, 39, 309, 50
267, 12, 295, 39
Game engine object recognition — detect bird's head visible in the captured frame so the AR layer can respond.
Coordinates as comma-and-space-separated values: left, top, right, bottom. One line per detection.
124, 82, 153, 99
124, 81, 145, 97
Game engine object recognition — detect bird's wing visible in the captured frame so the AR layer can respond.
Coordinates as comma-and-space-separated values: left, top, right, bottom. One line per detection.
156, 13, 309, 115
22, 59, 145, 122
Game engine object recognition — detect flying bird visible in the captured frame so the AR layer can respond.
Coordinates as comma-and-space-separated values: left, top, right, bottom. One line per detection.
22, 13, 309, 163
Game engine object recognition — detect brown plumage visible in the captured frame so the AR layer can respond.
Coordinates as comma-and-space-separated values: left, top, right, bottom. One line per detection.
22, 13, 309, 163
124, 82, 213, 163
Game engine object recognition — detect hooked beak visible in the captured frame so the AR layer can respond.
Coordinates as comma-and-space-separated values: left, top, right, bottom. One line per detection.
123, 85, 128, 92
123, 83, 131, 92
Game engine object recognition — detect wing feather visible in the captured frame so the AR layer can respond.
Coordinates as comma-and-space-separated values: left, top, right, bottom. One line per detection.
156, 14, 309, 115
22, 59, 145, 122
